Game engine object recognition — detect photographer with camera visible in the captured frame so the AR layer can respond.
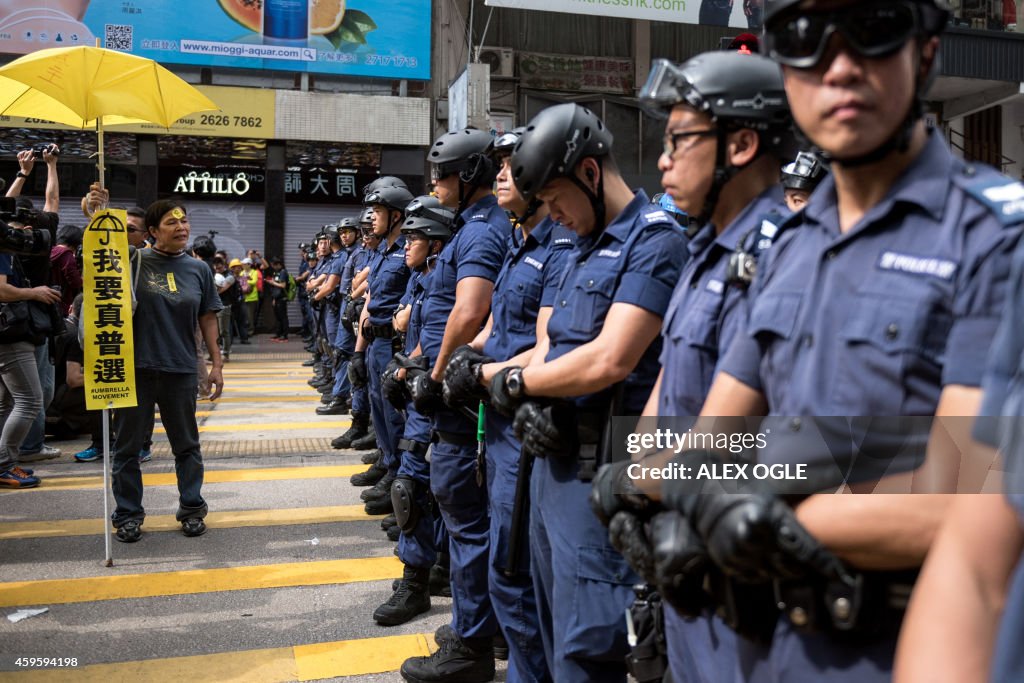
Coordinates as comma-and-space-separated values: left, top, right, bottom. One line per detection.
0, 209, 62, 488
7, 145, 64, 462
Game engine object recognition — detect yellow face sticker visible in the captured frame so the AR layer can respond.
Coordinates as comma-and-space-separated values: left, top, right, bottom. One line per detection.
171, 207, 185, 220
167, 273, 177, 292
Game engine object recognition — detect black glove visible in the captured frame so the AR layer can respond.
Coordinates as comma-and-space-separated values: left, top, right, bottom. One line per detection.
489, 367, 523, 418
410, 374, 445, 416
513, 401, 577, 459
443, 345, 494, 407
590, 460, 655, 527
683, 492, 846, 584
649, 511, 711, 617
608, 511, 658, 586
348, 351, 368, 388
382, 357, 410, 411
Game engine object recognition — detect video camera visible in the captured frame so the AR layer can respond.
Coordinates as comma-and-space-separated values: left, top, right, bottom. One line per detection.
31, 144, 60, 159
0, 197, 51, 256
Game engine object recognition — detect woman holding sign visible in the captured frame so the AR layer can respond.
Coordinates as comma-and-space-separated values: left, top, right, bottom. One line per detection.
110, 200, 224, 543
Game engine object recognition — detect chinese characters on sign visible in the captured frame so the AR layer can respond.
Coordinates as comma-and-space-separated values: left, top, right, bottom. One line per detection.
83, 209, 137, 410
518, 52, 635, 95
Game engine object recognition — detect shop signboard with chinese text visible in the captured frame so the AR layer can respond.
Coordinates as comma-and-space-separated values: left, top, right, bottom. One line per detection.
484, 0, 762, 28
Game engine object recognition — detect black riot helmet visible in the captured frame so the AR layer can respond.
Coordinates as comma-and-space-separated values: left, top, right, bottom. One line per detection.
321, 224, 340, 245
781, 152, 830, 192
365, 184, 415, 213
763, 0, 950, 167
363, 176, 407, 201
489, 127, 524, 159
428, 128, 498, 187
401, 215, 453, 243
511, 103, 613, 203
406, 195, 456, 227
640, 52, 793, 229
338, 217, 360, 232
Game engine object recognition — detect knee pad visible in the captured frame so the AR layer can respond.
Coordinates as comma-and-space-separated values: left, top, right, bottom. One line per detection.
391, 476, 420, 533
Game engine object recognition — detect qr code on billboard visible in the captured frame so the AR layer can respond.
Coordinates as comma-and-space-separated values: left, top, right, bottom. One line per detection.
104, 24, 133, 52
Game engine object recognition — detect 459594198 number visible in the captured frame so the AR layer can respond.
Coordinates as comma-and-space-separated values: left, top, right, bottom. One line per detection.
15, 658, 79, 667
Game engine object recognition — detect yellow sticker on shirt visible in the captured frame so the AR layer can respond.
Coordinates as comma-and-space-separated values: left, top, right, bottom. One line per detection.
167, 273, 177, 292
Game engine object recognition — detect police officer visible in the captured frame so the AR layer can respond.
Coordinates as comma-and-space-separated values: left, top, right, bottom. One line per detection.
487, 103, 686, 682
351, 183, 414, 501
373, 205, 453, 626
601, 1, 1022, 682
333, 208, 380, 453
305, 229, 335, 388
592, 50, 793, 683
307, 226, 346, 395
296, 244, 315, 341
781, 150, 829, 213
399, 128, 510, 683
318, 217, 362, 415
443, 128, 575, 682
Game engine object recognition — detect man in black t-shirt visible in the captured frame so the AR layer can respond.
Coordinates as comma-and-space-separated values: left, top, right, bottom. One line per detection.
266, 256, 290, 341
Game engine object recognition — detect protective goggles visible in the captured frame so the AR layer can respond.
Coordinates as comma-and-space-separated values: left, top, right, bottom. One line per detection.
764, 0, 921, 69
429, 161, 467, 184
639, 59, 708, 119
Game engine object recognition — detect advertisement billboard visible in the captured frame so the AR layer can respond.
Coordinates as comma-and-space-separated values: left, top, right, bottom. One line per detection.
484, 0, 762, 29
0, 1, 431, 80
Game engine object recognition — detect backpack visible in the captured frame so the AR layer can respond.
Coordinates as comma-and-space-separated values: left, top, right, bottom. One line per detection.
285, 274, 297, 302
255, 269, 264, 293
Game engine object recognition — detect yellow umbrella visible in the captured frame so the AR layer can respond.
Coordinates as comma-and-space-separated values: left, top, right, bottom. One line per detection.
0, 46, 219, 188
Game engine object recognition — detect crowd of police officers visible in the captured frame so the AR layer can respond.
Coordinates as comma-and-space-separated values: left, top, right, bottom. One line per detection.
295, 1, 1024, 681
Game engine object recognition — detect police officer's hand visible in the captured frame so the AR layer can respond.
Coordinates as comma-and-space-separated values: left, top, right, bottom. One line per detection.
382, 357, 410, 411
443, 345, 494, 407
684, 493, 846, 584
348, 351, 368, 388
607, 511, 658, 585
513, 401, 577, 459
590, 460, 655, 527
410, 374, 445, 416
649, 511, 711, 617
489, 367, 523, 417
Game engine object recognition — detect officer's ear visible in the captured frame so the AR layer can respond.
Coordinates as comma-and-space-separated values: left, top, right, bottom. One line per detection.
919, 37, 939, 83
578, 158, 600, 193
726, 128, 760, 168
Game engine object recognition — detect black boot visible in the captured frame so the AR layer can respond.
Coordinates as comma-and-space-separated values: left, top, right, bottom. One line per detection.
351, 462, 387, 487
373, 565, 431, 626
381, 513, 398, 531
386, 524, 401, 542
351, 432, 378, 450
429, 552, 452, 598
316, 396, 349, 415
332, 412, 369, 449
492, 632, 508, 662
400, 634, 495, 683
365, 495, 394, 515
361, 472, 395, 502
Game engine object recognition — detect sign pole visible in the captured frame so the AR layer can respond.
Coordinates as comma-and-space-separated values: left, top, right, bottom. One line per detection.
102, 406, 113, 567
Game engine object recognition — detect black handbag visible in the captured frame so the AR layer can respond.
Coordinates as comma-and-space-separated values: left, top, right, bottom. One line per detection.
0, 259, 56, 345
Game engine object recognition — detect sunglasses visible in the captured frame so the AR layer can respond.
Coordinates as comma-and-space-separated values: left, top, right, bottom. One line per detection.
662, 129, 717, 158
765, 0, 921, 69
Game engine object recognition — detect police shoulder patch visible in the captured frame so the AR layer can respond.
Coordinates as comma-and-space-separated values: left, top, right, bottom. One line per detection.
642, 210, 671, 224
957, 168, 1024, 226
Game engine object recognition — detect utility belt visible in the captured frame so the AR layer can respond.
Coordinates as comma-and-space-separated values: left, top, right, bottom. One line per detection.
433, 430, 477, 447
774, 569, 917, 642
398, 438, 430, 457
364, 322, 396, 341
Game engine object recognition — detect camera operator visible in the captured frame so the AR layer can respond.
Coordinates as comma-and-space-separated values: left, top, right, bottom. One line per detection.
0, 213, 62, 488
7, 145, 63, 462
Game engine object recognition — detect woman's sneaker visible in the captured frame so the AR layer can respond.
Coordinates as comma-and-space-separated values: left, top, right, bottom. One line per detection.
74, 446, 101, 463
0, 466, 39, 489
138, 449, 152, 463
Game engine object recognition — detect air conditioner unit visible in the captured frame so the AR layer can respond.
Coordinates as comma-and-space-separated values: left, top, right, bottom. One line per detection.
477, 46, 515, 78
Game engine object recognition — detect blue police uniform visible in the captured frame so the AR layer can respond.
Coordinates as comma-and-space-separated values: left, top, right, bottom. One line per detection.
322, 248, 347, 346
718, 132, 1023, 683
658, 186, 787, 683
344, 246, 373, 414
532, 192, 686, 683
366, 235, 411, 473
396, 269, 442, 570
419, 194, 511, 642
971, 177, 1024, 683
482, 216, 574, 683
297, 259, 313, 337
328, 242, 362, 400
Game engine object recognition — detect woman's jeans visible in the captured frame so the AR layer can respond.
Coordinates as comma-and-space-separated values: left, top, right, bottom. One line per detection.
0, 341, 42, 471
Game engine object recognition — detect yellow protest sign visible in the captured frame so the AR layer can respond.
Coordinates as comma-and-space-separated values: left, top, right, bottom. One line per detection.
83, 209, 137, 410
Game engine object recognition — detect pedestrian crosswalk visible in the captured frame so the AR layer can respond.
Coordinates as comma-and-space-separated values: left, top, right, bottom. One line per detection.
0, 347, 467, 682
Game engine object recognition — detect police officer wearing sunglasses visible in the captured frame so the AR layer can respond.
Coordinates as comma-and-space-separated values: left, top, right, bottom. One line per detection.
598, 1, 1024, 682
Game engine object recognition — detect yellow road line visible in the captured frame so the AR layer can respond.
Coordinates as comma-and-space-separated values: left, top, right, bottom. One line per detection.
0, 556, 403, 608
13, 633, 435, 682
199, 396, 321, 404
18, 465, 366, 492
0, 505, 381, 540
153, 420, 348, 434
191, 406, 329, 417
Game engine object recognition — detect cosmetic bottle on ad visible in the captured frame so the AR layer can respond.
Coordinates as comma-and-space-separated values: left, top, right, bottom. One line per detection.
263, 0, 308, 44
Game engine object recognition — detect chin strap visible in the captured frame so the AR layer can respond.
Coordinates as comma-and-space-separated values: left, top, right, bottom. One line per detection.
511, 198, 543, 229
693, 128, 743, 233
568, 159, 606, 235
